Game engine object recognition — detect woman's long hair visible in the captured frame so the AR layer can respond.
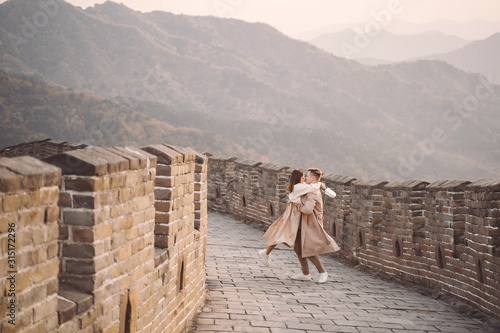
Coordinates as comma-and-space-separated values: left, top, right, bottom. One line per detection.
288, 169, 304, 193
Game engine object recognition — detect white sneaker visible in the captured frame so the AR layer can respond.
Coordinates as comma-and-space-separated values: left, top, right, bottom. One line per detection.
318, 272, 328, 284
290, 273, 312, 281
258, 249, 270, 267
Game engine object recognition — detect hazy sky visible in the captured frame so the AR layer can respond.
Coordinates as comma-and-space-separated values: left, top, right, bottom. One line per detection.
2, 0, 500, 36
59, 0, 500, 35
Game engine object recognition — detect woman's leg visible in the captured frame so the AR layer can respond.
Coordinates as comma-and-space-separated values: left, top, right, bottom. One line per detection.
307, 256, 325, 274
266, 245, 276, 255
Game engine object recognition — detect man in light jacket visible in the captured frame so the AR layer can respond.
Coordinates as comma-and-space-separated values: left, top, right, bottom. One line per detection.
292, 168, 339, 283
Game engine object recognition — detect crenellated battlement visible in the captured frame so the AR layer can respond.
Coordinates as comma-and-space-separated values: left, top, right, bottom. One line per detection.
1, 141, 499, 331
0, 143, 208, 333
207, 156, 500, 319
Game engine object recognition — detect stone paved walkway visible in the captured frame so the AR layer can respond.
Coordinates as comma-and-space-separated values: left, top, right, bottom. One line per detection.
189, 212, 499, 333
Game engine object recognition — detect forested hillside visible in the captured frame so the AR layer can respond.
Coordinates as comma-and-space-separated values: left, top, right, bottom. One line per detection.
1, 0, 499, 180
0, 70, 244, 157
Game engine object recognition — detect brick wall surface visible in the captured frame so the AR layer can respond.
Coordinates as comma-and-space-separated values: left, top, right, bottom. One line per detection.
140, 144, 208, 333
0, 143, 207, 333
0, 156, 61, 333
207, 156, 500, 319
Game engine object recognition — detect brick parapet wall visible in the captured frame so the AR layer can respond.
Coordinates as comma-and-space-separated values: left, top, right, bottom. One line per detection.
206, 156, 236, 213
0, 139, 87, 160
321, 174, 356, 249
207, 157, 500, 319
0, 156, 61, 333
0, 143, 207, 333
140, 144, 208, 333
463, 179, 500, 315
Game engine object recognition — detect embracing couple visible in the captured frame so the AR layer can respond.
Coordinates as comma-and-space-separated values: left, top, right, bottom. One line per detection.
258, 168, 340, 283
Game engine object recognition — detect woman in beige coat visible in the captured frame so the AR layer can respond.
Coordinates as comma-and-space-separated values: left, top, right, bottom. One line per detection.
259, 169, 320, 264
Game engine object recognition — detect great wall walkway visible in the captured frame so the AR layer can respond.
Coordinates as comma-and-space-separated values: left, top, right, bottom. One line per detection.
189, 212, 499, 333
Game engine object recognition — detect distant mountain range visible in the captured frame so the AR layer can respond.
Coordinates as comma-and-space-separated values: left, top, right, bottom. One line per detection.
421, 33, 500, 83
0, 0, 499, 181
296, 18, 500, 41
309, 29, 469, 63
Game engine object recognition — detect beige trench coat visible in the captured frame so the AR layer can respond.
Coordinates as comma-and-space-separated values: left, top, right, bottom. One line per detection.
298, 189, 340, 258
264, 202, 300, 248
264, 188, 340, 257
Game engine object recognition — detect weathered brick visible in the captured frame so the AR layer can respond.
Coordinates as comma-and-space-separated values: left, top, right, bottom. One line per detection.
111, 231, 127, 251
45, 206, 60, 223
134, 196, 152, 212
156, 165, 179, 176
59, 224, 69, 240
145, 181, 155, 194
72, 226, 94, 243
66, 259, 96, 274
80, 303, 100, 328
155, 200, 172, 213
0, 167, 22, 193
110, 204, 124, 218
0, 156, 61, 189
73, 194, 95, 209
40, 186, 59, 205
156, 176, 173, 188
63, 209, 96, 226
58, 316, 79, 332
57, 296, 76, 324
195, 182, 208, 192
195, 172, 207, 183
45, 313, 59, 332
131, 183, 145, 198
65, 177, 102, 192
119, 188, 133, 203
155, 236, 169, 248
33, 259, 59, 284
18, 209, 45, 227
31, 226, 47, 246
62, 244, 95, 259
33, 294, 58, 322
17, 283, 47, 309
116, 243, 132, 261
195, 164, 207, 173
59, 192, 72, 208
155, 223, 170, 236
44, 149, 108, 176
110, 174, 126, 189
16, 269, 33, 292
59, 283, 94, 315
125, 171, 140, 187
3, 193, 23, 212
194, 190, 207, 201
89, 147, 129, 174
47, 242, 59, 260
59, 275, 96, 294
94, 223, 113, 240
155, 188, 173, 200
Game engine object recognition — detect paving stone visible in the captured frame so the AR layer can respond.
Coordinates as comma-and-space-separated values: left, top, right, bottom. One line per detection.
270, 329, 307, 333
232, 326, 270, 333
188, 212, 500, 333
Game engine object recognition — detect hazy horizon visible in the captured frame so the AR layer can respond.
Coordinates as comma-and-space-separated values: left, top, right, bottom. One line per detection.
1, 0, 500, 37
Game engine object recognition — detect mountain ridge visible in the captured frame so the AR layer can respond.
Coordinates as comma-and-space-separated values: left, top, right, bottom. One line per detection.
309, 29, 469, 62
295, 18, 500, 41
421, 32, 500, 83
0, 0, 499, 180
